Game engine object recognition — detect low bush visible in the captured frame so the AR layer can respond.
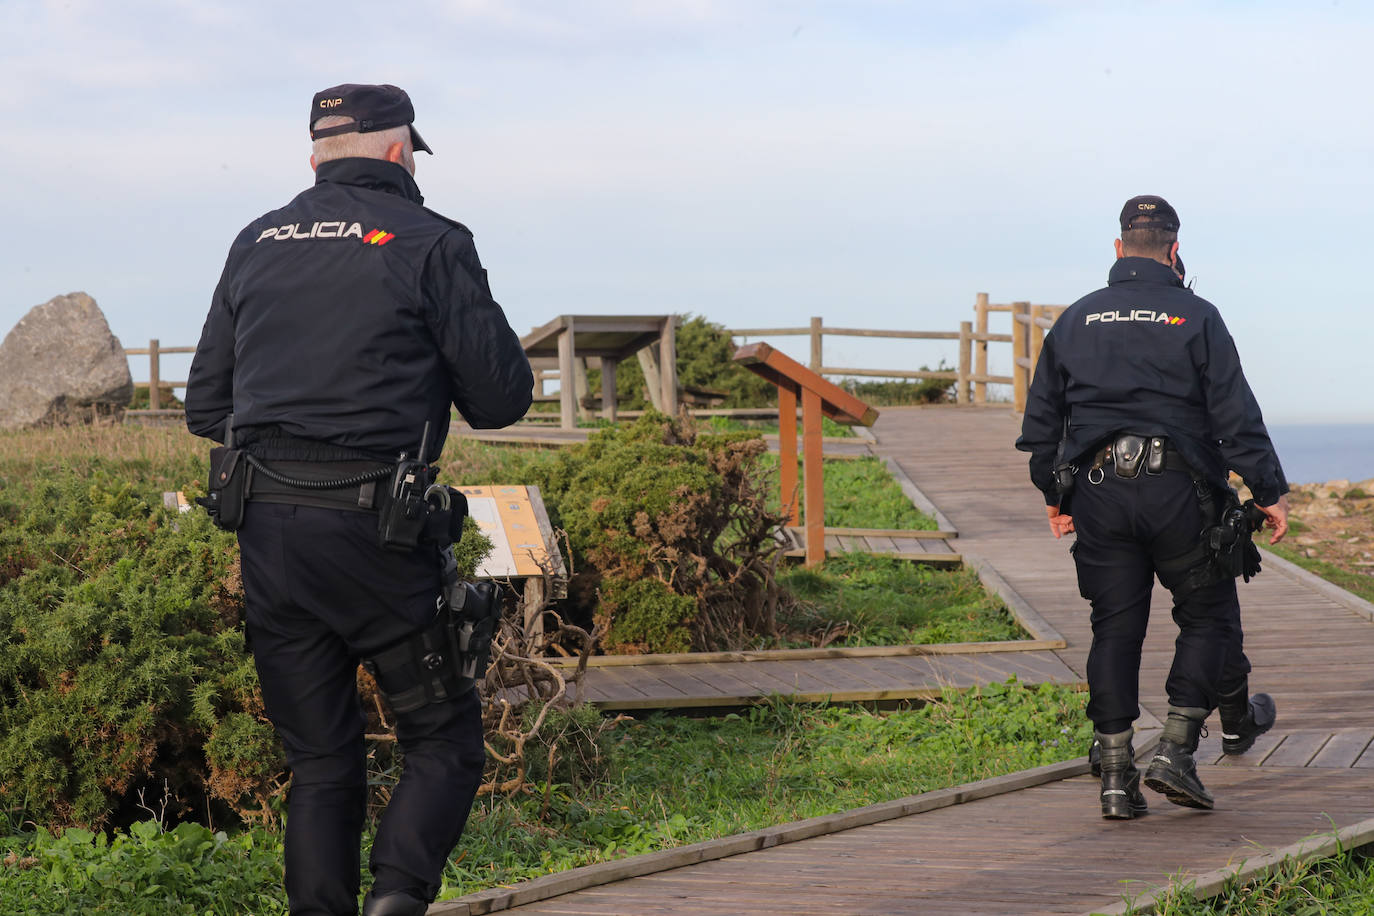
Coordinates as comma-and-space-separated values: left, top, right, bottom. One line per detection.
838, 370, 953, 406
0, 466, 276, 831
584, 315, 777, 412
530, 412, 791, 653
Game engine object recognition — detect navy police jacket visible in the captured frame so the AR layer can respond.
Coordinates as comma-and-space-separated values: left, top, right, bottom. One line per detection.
186, 157, 533, 460
1015, 257, 1287, 507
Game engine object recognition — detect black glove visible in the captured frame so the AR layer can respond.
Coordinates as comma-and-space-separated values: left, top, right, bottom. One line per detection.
1242, 540, 1262, 583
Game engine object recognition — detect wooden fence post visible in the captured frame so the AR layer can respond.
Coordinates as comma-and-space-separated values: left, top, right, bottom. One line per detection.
974, 293, 989, 405
1011, 302, 1030, 413
809, 316, 823, 373
778, 384, 800, 526
637, 347, 663, 411
600, 356, 618, 422
957, 322, 972, 405
661, 315, 679, 417
557, 322, 577, 431
1029, 305, 1047, 378
802, 387, 825, 567
148, 339, 161, 411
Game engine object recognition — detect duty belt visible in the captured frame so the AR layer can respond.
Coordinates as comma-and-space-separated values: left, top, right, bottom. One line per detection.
1087, 434, 1192, 484
244, 459, 390, 513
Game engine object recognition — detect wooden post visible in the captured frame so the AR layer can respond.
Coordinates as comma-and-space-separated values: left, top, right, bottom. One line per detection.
1011, 301, 1029, 413
957, 322, 972, 405
974, 293, 989, 405
557, 321, 576, 430
637, 347, 663, 411
778, 383, 799, 526
660, 315, 678, 417
1029, 305, 1046, 377
809, 316, 823, 372
801, 387, 825, 567
148, 339, 161, 411
600, 356, 618, 422
573, 358, 590, 422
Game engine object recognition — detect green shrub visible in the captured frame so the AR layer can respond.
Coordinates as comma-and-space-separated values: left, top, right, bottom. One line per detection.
838, 370, 953, 406
597, 577, 697, 654
0, 447, 494, 833
0, 469, 271, 830
587, 315, 777, 411
530, 412, 789, 652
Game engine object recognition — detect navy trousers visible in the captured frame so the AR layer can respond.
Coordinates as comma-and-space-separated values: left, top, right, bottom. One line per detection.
238, 502, 486, 916
1068, 467, 1249, 732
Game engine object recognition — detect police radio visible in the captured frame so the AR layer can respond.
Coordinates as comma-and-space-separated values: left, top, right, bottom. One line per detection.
378, 422, 439, 551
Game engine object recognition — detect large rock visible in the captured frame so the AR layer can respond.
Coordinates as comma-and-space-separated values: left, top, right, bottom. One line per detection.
0, 292, 133, 429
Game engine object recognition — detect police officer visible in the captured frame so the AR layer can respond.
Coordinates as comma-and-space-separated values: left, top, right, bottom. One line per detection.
186, 83, 533, 915
1016, 195, 1287, 819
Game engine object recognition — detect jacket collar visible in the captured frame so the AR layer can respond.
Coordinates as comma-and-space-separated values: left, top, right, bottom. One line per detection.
1108, 256, 1183, 288
314, 158, 424, 206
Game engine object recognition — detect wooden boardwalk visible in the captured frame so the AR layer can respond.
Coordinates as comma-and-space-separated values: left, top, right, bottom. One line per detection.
436, 406, 1374, 916
566, 644, 1078, 710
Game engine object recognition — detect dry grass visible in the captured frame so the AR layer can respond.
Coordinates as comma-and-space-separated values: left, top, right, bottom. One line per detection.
0, 423, 209, 490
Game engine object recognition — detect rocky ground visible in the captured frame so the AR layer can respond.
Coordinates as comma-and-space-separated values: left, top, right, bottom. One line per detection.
1263, 476, 1374, 576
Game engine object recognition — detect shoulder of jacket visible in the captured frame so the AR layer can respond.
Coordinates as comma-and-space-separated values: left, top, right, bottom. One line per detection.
421, 206, 474, 238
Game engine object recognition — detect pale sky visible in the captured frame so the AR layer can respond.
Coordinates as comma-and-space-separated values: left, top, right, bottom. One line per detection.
4, 0, 1370, 424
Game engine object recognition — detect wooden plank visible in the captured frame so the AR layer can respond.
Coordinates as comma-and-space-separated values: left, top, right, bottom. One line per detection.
1262, 731, 1331, 768
861, 535, 897, 553
786, 526, 956, 539
544, 639, 1073, 669
429, 758, 1091, 916
836, 535, 865, 553
1309, 730, 1374, 768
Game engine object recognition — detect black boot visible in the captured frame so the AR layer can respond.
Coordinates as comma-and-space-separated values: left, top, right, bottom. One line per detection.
1144, 706, 1213, 810
1095, 728, 1147, 819
361, 890, 428, 916
1218, 680, 1276, 755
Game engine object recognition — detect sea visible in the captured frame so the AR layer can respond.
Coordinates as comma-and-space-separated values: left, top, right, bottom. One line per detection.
1266, 423, 1374, 486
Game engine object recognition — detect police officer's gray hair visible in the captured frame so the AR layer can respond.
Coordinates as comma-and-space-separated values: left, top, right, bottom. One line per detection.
311, 115, 411, 163
1120, 227, 1177, 261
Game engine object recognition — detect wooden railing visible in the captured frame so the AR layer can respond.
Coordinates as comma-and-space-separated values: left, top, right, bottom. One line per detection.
125, 339, 194, 413
124, 297, 1068, 418
729, 295, 1066, 412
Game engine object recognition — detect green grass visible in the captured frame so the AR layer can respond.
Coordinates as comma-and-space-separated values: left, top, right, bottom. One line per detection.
0, 822, 288, 915
776, 553, 1020, 647
441, 679, 1088, 897
1126, 840, 1374, 915
1265, 542, 1374, 605
0, 681, 1089, 912
762, 454, 937, 530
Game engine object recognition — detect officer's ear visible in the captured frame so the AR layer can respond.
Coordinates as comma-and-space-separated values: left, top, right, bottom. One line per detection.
384, 140, 416, 177
1168, 240, 1180, 267
1114, 238, 1125, 260
309, 154, 317, 173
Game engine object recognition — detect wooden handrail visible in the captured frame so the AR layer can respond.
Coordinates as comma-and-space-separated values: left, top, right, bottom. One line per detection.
729, 300, 1065, 413
128, 297, 1066, 419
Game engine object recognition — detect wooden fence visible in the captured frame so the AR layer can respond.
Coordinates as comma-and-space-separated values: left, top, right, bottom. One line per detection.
729, 295, 1066, 412
125, 339, 194, 415
124, 297, 1069, 418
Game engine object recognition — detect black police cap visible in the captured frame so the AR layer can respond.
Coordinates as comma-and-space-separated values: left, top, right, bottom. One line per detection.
309, 83, 433, 154
1119, 195, 1180, 232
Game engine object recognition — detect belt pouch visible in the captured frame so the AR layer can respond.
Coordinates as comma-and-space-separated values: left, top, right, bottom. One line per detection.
1145, 437, 1167, 476
204, 446, 247, 530
1112, 435, 1147, 479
